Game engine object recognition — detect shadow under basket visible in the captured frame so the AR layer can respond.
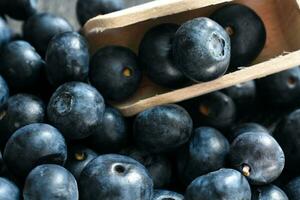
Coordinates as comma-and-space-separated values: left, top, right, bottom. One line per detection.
83, 0, 300, 116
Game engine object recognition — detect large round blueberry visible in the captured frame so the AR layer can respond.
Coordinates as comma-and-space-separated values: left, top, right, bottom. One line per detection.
45, 31, 89, 87
210, 4, 266, 70
229, 132, 285, 185
23, 164, 78, 200
65, 145, 98, 181
133, 104, 193, 153
3, 123, 67, 177
228, 122, 268, 142
5, 0, 37, 20
90, 46, 142, 101
256, 68, 300, 107
120, 148, 172, 188
47, 82, 105, 139
87, 107, 128, 153
285, 177, 300, 200
252, 184, 288, 200
0, 17, 12, 49
153, 190, 184, 200
76, 0, 125, 26
172, 17, 230, 82
185, 168, 251, 200
139, 23, 188, 88
0, 94, 45, 151
177, 127, 230, 184
0, 75, 9, 108
79, 154, 153, 200
0, 177, 20, 200
23, 13, 73, 56
0, 41, 44, 91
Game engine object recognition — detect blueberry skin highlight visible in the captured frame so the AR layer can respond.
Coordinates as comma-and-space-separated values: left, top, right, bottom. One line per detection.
120, 148, 172, 188
76, 0, 125, 26
0, 17, 12, 49
45, 32, 89, 87
229, 122, 268, 142
23, 164, 78, 200
153, 190, 184, 200
3, 123, 67, 178
47, 82, 105, 139
87, 107, 128, 153
139, 23, 188, 89
0, 41, 44, 91
23, 13, 73, 56
90, 46, 142, 101
252, 184, 288, 200
185, 168, 251, 200
173, 17, 231, 82
65, 145, 98, 181
177, 127, 230, 184
5, 0, 37, 20
229, 132, 285, 185
133, 104, 193, 153
211, 4, 266, 69
0, 75, 9, 108
0, 177, 20, 200
285, 177, 300, 200
0, 94, 45, 151
79, 154, 153, 200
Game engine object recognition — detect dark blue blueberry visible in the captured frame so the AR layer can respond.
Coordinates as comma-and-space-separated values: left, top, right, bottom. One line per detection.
139, 23, 188, 89
210, 4, 266, 70
0, 41, 44, 91
45, 31, 89, 87
120, 148, 172, 188
76, 0, 125, 26
23, 13, 73, 56
3, 123, 67, 177
47, 82, 105, 139
0, 94, 45, 151
133, 104, 193, 153
0, 17, 12, 49
90, 46, 142, 101
285, 176, 300, 200
153, 190, 184, 200
185, 168, 251, 200
229, 132, 285, 185
65, 145, 98, 181
4, 0, 37, 20
172, 17, 231, 82
23, 164, 78, 200
0, 177, 20, 200
252, 184, 288, 200
0, 75, 9, 108
256, 68, 300, 107
79, 154, 153, 200
229, 122, 268, 142
87, 107, 128, 153
177, 127, 230, 184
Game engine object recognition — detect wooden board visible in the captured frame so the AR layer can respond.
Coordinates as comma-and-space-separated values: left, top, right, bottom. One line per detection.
84, 0, 300, 116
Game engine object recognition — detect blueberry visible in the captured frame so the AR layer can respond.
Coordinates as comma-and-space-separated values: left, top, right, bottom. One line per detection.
177, 127, 230, 184
0, 17, 12, 49
229, 122, 268, 142
153, 190, 184, 200
45, 32, 89, 87
65, 145, 98, 181
120, 148, 172, 188
0, 41, 44, 91
252, 184, 288, 200
0, 94, 45, 151
256, 68, 300, 107
210, 4, 266, 70
47, 82, 105, 139
87, 107, 128, 153
23, 164, 78, 200
76, 0, 125, 26
0, 75, 9, 108
5, 0, 37, 20
185, 168, 251, 200
90, 46, 142, 101
23, 13, 73, 56
0, 177, 20, 200
3, 123, 67, 177
229, 132, 285, 185
139, 23, 188, 88
285, 176, 300, 200
79, 154, 153, 200
172, 17, 230, 82
133, 104, 193, 153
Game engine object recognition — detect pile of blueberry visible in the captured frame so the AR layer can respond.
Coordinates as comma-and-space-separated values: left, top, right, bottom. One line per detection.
0, 0, 299, 200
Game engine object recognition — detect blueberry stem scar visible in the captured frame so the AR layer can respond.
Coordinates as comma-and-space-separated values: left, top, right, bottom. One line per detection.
242, 164, 251, 177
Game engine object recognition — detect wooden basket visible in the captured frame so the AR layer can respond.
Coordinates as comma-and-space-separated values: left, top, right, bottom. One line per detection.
83, 0, 300, 116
